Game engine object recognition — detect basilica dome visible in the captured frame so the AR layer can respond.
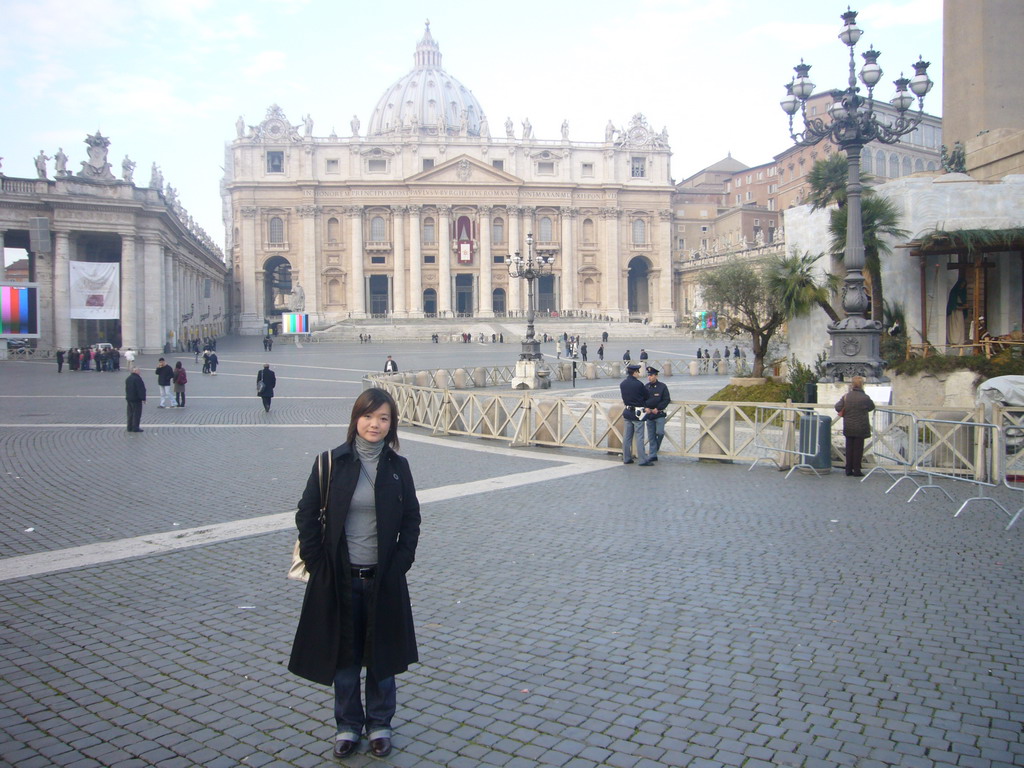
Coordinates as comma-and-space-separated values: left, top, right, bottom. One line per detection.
368, 23, 488, 138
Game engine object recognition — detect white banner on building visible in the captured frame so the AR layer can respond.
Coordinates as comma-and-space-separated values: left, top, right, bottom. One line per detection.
69, 261, 120, 320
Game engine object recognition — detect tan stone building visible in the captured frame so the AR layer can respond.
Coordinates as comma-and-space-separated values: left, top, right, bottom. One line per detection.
223, 24, 675, 334
0, 133, 227, 353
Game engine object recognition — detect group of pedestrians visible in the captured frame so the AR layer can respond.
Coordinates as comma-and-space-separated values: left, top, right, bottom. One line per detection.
56, 346, 123, 373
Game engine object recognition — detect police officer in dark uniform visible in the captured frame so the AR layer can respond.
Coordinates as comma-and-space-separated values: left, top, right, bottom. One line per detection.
619, 363, 652, 466
644, 366, 671, 461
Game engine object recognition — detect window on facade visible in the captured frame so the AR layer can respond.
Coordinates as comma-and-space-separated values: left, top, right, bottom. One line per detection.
423, 254, 435, 264
582, 218, 595, 244
422, 159, 434, 171
862, 152, 873, 175
267, 151, 284, 173
269, 217, 284, 244
370, 216, 386, 242
581, 162, 594, 177
492, 160, 504, 171
539, 217, 553, 241
632, 219, 646, 245
368, 158, 387, 173
493, 254, 505, 264
876, 150, 886, 177
889, 154, 900, 178
492, 218, 504, 244
631, 157, 646, 178
423, 217, 436, 244
371, 256, 385, 264
328, 278, 341, 304
327, 217, 340, 243
902, 156, 912, 176
325, 158, 339, 173
538, 161, 555, 174
736, 194, 741, 204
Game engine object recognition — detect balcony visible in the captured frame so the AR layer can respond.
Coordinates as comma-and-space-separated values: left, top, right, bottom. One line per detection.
365, 241, 392, 252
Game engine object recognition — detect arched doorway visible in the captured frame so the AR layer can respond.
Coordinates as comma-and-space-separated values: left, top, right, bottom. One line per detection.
492, 288, 506, 316
423, 288, 437, 317
627, 256, 652, 315
263, 256, 293, 323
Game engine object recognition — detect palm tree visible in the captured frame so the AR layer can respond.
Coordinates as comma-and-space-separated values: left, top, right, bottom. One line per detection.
828, 195, 910, 323
806, 153, 874, 211
765, 250, 841, 323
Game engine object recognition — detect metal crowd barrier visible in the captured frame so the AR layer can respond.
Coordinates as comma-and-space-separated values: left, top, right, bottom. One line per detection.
748, 405, 827, 478
861, 408, 917, 491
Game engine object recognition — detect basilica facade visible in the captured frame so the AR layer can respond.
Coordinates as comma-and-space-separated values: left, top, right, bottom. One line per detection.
223, 24, 675, 334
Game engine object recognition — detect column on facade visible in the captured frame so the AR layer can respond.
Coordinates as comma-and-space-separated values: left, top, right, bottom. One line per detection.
438, 206, 452, 316
408, 205, 423, 317
560, 208, 576, 312
348, 206, 366, 318
0, 231, 5, 280
240, 206, 261, 332
478, 206, 494, 318
603, 208, 623, 318
164, 250, 177, 349
52, 231, 71, 349
33, 235, 55, 346
301, 205, 319, 318
142, 235, 165, 352
392, 206, 407, 317
120, 234, 139, 351
656, 209, 674, 323
507, 207, 521, 314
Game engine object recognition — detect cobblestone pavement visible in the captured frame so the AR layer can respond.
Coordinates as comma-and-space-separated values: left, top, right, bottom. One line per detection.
1, 338, 1022, 768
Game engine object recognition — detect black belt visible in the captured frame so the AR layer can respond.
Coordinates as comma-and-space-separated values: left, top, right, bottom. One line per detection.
350, 566, 376, 579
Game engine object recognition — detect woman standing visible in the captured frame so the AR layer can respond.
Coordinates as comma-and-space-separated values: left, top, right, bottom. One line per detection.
289, 388, 421, 760
173, 362, 188, 408
256, 363, 276, 412
835, 375, 875, 477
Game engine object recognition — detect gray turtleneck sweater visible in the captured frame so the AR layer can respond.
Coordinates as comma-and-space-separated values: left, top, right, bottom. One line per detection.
346, 436, 382, 566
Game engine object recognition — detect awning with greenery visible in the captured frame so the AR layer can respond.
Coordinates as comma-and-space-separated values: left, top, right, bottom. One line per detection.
906, 227, 1024, 256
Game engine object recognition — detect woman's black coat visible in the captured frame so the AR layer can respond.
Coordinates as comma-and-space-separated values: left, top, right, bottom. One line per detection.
288, 442, 421, 685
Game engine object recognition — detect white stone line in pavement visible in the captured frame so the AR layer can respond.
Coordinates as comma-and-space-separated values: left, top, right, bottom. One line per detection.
0, 461, 615, 582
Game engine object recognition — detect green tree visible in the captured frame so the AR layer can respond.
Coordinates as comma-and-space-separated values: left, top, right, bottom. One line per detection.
828, 195, 909, 323
764, 250, 841, 323
697, 258, 786, 378
806, 152, 851, 210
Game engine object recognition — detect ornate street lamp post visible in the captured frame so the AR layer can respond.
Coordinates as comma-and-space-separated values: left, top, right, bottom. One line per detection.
781, 8, 932, 382
506, 232, 555, 388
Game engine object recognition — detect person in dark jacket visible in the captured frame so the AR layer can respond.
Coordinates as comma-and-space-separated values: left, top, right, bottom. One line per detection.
644, 366, 671, 461
383, 355, 398, 373
619, 364, 653, 466
173, 361, 188, 407
125, 367, 146, 432
289, 387, 421, 760
155, 358, 176, 407
56, 349, 65, 373
257, 363, 276, 412
835, 375, 875, 476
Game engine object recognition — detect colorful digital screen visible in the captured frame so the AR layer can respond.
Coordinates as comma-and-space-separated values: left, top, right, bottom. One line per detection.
1, 283, 40, 337
281, 312, 309, 334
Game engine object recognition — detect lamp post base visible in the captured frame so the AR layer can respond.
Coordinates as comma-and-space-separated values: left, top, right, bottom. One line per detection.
822, 318, 889, 383
511, 359, 551, 390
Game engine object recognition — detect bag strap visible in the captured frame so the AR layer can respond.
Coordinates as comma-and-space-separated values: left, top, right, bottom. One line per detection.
317, 450, 332, 524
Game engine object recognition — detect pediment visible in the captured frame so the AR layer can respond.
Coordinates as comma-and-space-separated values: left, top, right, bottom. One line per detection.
407, 155, 522, 185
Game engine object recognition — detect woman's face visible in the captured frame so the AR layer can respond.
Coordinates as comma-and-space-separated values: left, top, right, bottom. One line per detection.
357, 402, 392, 443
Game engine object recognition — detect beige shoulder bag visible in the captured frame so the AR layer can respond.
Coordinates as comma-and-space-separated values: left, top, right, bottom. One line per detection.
287, 450, 332, 582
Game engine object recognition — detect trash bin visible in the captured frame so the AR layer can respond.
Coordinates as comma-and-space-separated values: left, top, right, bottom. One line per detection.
798, 412, 832, 471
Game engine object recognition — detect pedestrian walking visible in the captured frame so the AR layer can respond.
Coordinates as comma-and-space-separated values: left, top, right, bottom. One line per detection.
155, 358, 176, 408
289, 388, 422, 760
619, 364, 652, 466
173, 362, 188, 408
125, 367, 146, 432
597, 344, 604, 361
835, 376, 875, 477
622, 349, 631, 364
208, 351, 219, 375
644, 366, 671, 461
639, 348, 649, 363
56, 348, 65, 373
384, 355, 398, 373
257, 363, 276, 412
581, 342, 588, 361
556, 340, 562, 359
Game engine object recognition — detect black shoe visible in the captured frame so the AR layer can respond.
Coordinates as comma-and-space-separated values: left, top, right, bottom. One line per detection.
649, 456, 658, 462
852, 471, 864, 477
846, 470, 853, 476
369, 737, 392, 757
623, 460, 634, 465
333, 739, 358, 759
638, 461, 654, 466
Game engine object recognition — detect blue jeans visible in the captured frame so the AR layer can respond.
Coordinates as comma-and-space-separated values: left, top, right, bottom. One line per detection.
334, 576, 396, 742
622, 418, 648, 464
645, 417, 665, 458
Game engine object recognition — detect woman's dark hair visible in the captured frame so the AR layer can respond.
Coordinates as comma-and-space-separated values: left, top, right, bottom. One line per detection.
174, 361, 182, 369
346, 387, 400, 449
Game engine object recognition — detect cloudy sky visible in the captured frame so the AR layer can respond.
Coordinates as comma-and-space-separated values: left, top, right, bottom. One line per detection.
2, 0, 942, 253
